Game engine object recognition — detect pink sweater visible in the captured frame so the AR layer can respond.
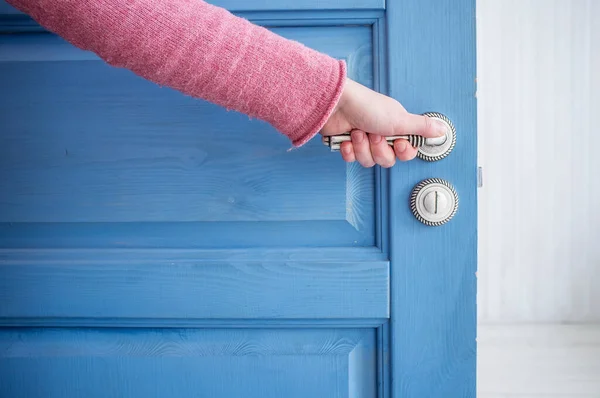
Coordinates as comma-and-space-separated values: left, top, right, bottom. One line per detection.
6, 0, 347, 147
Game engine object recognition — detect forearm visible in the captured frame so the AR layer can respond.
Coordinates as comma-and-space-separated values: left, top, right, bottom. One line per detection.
6, 0, 346, 146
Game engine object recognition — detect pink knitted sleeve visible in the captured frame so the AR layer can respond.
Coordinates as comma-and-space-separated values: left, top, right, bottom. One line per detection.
5, 0, 347, 147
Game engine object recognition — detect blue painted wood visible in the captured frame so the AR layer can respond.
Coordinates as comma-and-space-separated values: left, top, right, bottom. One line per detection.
372, 15, 389, 256
0, 2, 477, 397
386, 0, 477, 396
0, 318, 388, 328
0, 26, 376, 249
0, 221, 373, 249
0, 328, 376, 397
0, 250, 389, 320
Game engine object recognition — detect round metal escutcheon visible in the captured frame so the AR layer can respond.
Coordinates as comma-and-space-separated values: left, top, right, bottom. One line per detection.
417, 112, 457, 162
410, 178, 459, 226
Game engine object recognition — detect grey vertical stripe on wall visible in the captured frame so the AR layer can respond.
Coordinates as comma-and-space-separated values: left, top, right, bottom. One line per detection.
477, 0, 600, 323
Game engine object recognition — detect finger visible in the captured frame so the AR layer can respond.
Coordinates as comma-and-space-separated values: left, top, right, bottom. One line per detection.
394, 139, 418, 161
340, 141, 355, 162
351, 130, 375, 168
369, 134, 395, 168
396, 113, 447, 138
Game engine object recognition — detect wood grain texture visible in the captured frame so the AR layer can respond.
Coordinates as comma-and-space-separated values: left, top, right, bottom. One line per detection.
477, 324, 600, 397
386, 0, 477, 396
0, 249, 389, 320
477, 0, 600, 323
0, 26, 376, 248
0, 27, 373, 222
0, 328, 376, 398
0, 221, 375, 249
345, 161, 375, 231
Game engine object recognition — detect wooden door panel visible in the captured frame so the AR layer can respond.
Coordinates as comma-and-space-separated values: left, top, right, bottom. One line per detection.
0, 328, 376, 398
0, 250, 389, 320
0, 26, 376, 248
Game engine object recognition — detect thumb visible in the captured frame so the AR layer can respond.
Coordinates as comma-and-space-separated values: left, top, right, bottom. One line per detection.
395, 113, 447, 138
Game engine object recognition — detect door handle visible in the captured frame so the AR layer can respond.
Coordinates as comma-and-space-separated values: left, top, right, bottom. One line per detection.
322, 112, 456, 162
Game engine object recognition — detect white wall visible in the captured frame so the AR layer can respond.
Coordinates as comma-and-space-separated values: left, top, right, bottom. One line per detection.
476, 0, 600, 396
477, 0, 600, 324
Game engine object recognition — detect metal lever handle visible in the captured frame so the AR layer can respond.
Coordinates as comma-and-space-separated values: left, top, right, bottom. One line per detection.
321, 112, 456, 162
322, 134, 447, 150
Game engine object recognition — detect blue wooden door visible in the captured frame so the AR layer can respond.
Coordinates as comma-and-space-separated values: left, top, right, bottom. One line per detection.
0, 0, 476, 397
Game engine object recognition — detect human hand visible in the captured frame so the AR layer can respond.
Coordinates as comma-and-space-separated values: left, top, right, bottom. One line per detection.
321, 78, 447, 168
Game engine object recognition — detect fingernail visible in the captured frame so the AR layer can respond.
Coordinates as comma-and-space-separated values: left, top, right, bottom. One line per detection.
352, 131, 365, 143
342, 145, 352, 155
370, 134, 382, 144
434, 120, 447, 137
396, 140, 407, 152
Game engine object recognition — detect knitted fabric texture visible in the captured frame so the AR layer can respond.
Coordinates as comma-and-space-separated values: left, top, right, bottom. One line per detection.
7, 0, 347, 146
